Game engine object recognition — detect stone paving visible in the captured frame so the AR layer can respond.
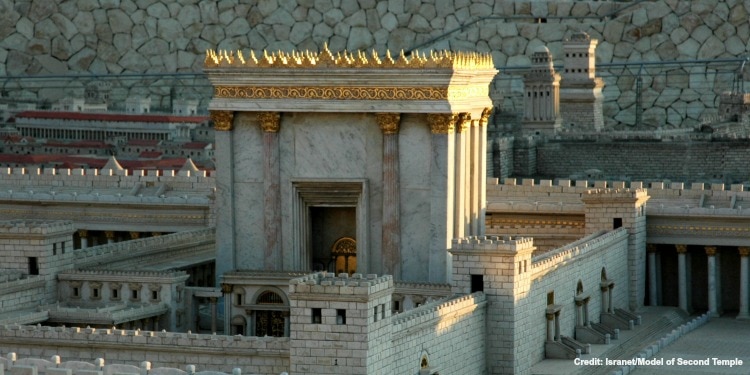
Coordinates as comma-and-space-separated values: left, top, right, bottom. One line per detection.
629, 316, 750, 375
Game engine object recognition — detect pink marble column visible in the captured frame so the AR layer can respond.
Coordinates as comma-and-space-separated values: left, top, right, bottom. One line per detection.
259, 112, 281, 270
378, 113, 402, 279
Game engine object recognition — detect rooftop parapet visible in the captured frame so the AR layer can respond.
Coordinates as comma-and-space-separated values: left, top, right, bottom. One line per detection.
288, 271, 393, 296
450, 235, 535, 254
581, 188, 649, 203
0, 220, 74, 235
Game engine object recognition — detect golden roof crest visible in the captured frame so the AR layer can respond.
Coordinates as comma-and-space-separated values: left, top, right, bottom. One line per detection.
205, 43, 494, 70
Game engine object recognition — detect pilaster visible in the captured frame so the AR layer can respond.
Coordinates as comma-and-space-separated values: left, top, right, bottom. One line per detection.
259, 111, 282, 270
427, 113, 456, 283
378, 113, 402, 279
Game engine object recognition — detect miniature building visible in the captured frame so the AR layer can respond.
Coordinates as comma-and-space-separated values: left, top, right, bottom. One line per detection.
522, 46, 561, 135
559, 31, 604, 132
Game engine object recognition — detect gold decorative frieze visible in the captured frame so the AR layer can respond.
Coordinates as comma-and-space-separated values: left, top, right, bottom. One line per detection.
427, 113, 456, 134
257, 112, 281, 132
377, 113, 400, 134
456, 112, 471, 133
214, 85, 452, 101
205, 44, 494, 70
210, 110, 234, 131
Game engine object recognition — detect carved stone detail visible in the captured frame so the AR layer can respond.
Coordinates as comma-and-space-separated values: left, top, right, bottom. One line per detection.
210, 110, 234, 131
377, 113, 400, 134
427, 113, 456, 134
257, 112, 280, 133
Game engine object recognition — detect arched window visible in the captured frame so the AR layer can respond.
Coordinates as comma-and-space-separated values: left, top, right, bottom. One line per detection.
577, 280, 584, 295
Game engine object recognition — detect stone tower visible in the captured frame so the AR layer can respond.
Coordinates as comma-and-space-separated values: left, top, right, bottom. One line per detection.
522, 46, 561, 135
450, 236, 535, 375
581, 188, 650, 310
288, 272, 394, 375
560, 31, 604, 132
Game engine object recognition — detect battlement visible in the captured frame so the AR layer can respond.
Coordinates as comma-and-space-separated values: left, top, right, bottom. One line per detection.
582, 188, 649, 201
450, 235, 535, 254
0, 324, 289, 350
288, 272, 393, 296
0, 167, 213, 178
0, 354, 244, 375
531, 228, 628, 279
391, 292, 486, 330
0, 220, 74, 236
59, 269, 188, 280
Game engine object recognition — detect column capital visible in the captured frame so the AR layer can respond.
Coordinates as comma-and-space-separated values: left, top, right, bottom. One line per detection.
104, 231, 115, 239
210, 110, 234, 131
479, 107, 492, 126
257, 111, 281, 132
77, 229, 88, 238
705, 246, 718, 256
647, 244, 658, 253
426, 113, 456, 134
221, 283, 234, 293
129, 231, 140, 240
376, 113, 400, 134
151, 232, 162, 237
675, 244, 688, 253
455, 112, 471, 133
740, 247, 750, 257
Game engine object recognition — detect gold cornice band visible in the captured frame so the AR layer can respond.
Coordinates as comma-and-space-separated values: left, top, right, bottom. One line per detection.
377, 113, 400, 134
427, 113, 456, 134
213, 85, 489, 101
257, 112, 281, 132
210, 110, 234, 131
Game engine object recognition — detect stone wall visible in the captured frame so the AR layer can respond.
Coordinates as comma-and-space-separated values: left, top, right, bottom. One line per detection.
535, 138, 750, 183
0, 325, 289, 375
1, 0, 748, 129
390, 293, 487, 374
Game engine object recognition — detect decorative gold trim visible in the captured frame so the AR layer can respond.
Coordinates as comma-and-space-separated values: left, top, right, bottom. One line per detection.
675, 244, 687, 253
210, 110, 234, 131
740, 247, 750, 257
456, 112, 471, 133
257, 112, 280, 133
480, 107, 492, 126
427, 113, 456, 134
214, 85, 453, 101
205, 45, 495, 70
77, 229, 88, 238
376, 113, 400, 134
647, 244, 657, 253
705, 246, 717, 256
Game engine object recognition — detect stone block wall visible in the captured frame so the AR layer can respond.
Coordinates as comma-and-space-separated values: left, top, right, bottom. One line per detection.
1, 0, 747, 129
389, 293, 487, 375
0, 277, 46, 315
0, 326, 289, 375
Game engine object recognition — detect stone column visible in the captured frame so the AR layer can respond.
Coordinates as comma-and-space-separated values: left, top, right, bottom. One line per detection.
706, 246, 719, 317
676, 244, 688, 312
427, 113, 455, 283
739, 247, 750, 319
647, 244, 658, 306
575, 298, 584, 326
470, 117, 480, 236
105, 231, 115, 244
453, 113, 469, 239
600, 282, 609, 315
554, 310, 561, 341
377, 113, 402, 279
259, 112, 282, 270
478, 108, 491, 235
210, 297, 218, 333
545, 311, 555, 341
78, 229, 88, 249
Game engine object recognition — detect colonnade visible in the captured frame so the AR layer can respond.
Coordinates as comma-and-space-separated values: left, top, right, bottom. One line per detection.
118, 315, 161, 331
647, 244, 750, 319
20, 127, 168, 141
76, 230, 162, 249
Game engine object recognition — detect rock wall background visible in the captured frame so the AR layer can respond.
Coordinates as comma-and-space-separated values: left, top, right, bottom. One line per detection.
0, 0, 748, 129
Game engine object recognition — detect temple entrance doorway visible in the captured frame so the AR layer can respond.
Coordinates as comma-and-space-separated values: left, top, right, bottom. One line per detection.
310, 207, 356, 273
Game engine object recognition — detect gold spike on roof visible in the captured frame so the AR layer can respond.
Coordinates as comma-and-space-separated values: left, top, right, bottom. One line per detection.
204, 44, 495, 70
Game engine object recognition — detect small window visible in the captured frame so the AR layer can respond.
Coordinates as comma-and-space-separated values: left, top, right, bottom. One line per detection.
61, 242, 65, 254
312, 308, 322, 324
471, 274, 484, 293
53, 243, 57, 255
393, 300, 400, 312
132, 289, 139, 300
28, 257, 39, 275
93, 288, 99, 298
73, 287, 80, 297
112, 289, 119, 299
381, 304, 386, 320
236, 293, 242, 305
151, 290, 158, 300
613, 218, 623, 229
373, 306, 379, 322
547, 291, 555, 305
336, 309, 346, 325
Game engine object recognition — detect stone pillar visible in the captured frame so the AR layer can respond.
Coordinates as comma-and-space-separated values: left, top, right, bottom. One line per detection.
600, 282, 609, 314
478, 108, 491, 235
210, 297, 218, 333
554, 310, 561, 341
545, 311, 555, 341
259, 111, 282, 270
575, 298, 584, 326
78, 229, 88, 249
453, 113, 469, 239
706, 246, 719, 317
105, 231, 115, 244
647, 244, 658, 306
739, 247, 750, 319
210, 109, 235, 280
427, 113, 455, 283
470, 117, 480, 236
378, 113, 402, 279
676, 244, 688, 312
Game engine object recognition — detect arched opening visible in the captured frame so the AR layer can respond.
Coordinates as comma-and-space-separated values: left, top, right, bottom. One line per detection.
331, 237, 357, 275
254, 291, 285, 337
577, 280, 584, 295
230, 315, 246, 335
